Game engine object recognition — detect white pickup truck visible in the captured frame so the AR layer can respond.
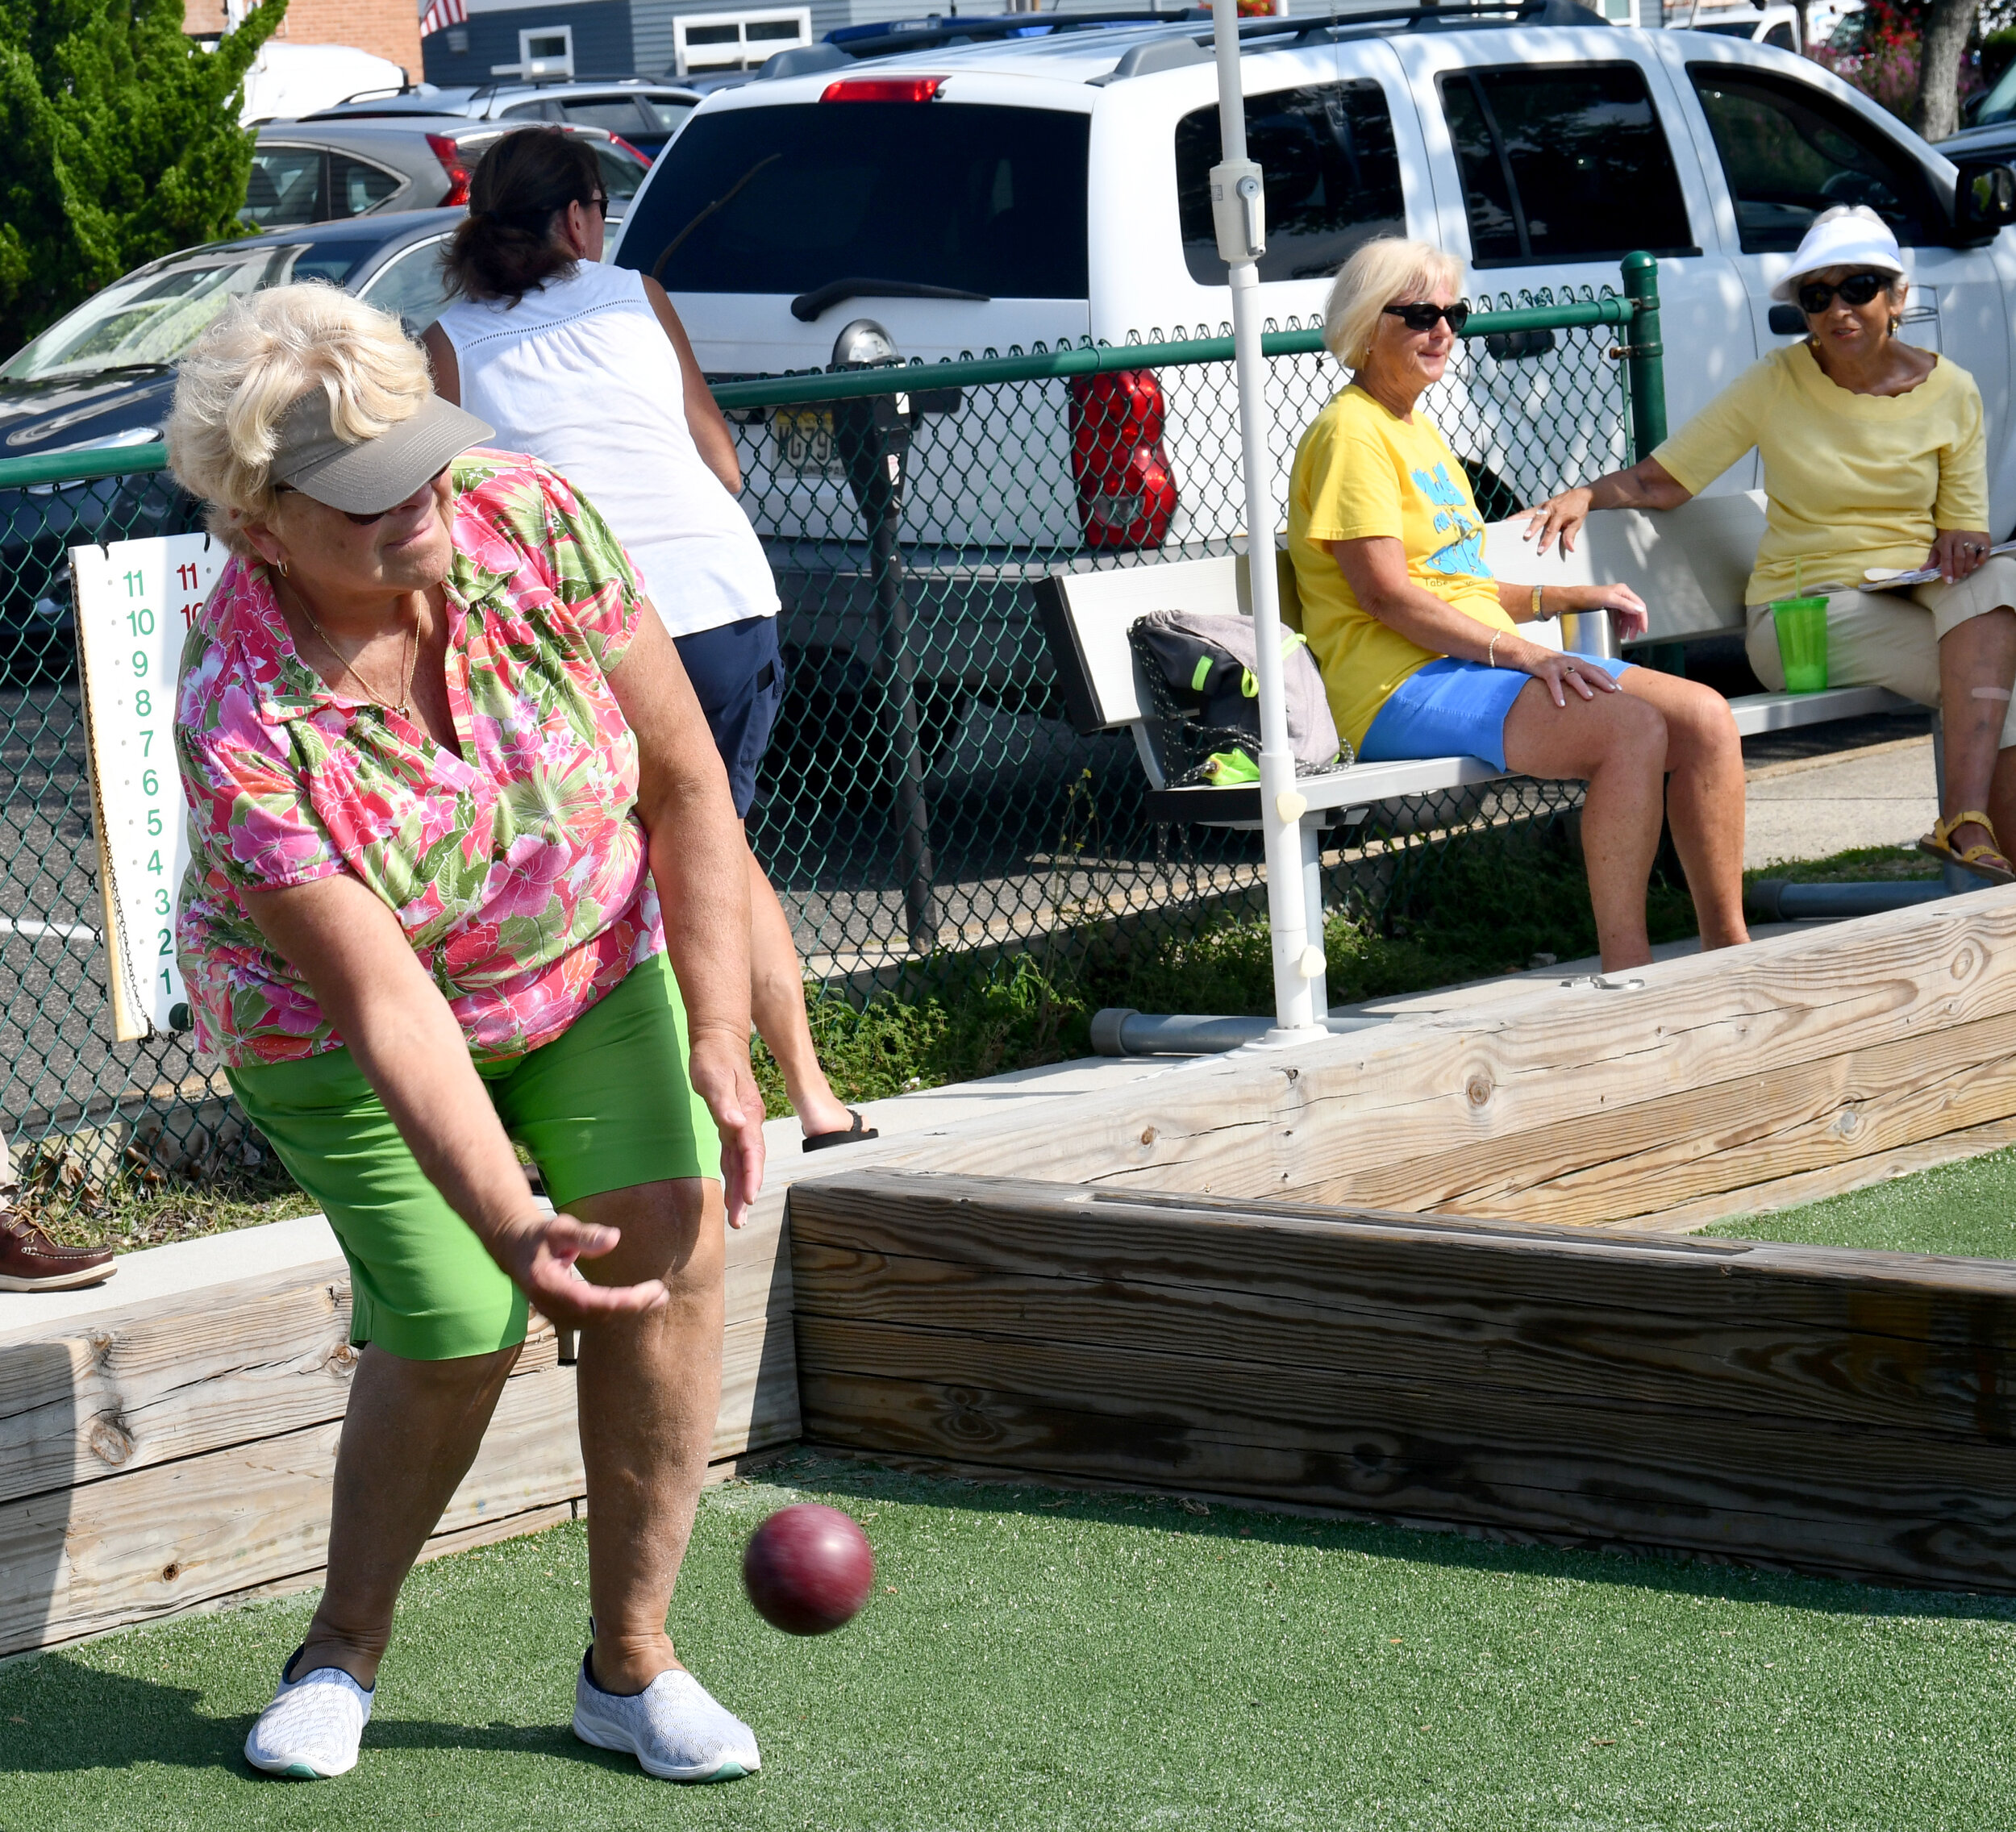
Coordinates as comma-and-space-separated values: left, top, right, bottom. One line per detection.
616, 5, 2016, 528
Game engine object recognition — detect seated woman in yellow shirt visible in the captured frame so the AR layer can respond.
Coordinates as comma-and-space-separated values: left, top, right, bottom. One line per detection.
1289, 238, 1749, 972
1527, 205, 2016, 882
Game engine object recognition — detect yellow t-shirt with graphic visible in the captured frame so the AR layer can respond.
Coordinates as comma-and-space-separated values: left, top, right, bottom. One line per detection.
1288, 385, 1512, 754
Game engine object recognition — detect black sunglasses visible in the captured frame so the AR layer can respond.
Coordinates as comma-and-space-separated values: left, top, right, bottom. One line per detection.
275, 466, 450, 527
1384, 300, 1470, 335
1797, 270, 1892, 315
589, 192, 608, 219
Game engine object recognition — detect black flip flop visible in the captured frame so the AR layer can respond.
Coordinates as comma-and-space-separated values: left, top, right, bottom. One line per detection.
802, 1108, 879, 1153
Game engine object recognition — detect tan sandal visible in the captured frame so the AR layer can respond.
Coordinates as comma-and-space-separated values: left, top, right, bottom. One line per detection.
1919, 810, 2016, 884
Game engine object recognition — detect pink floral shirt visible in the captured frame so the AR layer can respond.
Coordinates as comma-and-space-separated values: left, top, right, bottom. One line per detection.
174, 450, 664, 1068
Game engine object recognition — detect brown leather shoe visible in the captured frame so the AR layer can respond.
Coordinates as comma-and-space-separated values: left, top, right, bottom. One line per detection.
0, 1183, 115, 1292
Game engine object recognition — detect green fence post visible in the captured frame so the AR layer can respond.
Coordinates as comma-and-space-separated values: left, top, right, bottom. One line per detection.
1620, 252, 1668, 462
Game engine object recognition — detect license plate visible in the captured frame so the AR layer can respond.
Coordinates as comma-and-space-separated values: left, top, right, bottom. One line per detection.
772, 406, 842, 481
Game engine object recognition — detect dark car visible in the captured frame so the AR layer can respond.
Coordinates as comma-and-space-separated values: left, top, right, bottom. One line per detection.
308, 77, 699, 157
0, 210, 464, 674
1941, 61, 2016, 170
247, 118, 650, 231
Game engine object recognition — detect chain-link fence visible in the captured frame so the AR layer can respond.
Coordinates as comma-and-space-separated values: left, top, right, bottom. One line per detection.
720, 269, 1657, 981
0, 261, 1660, 1218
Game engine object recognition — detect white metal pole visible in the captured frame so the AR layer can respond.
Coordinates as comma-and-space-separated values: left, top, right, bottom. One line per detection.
1207, 2, 1322, 1035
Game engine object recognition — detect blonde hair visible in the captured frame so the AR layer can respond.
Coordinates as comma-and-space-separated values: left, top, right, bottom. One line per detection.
1323, 238, 1464, 371
166, 283, 432, 552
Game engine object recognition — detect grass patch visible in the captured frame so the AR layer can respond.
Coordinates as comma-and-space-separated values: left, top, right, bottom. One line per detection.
31, 1159, 318, 1254
1743, 842, 1939, 887
1702, 1144, 2016, 1261
5, 1452, 2015, 1830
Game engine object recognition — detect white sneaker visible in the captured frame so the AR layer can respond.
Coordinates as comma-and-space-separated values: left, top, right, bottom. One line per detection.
571, 1650, 760, 1782
244, 1648, 374, 1779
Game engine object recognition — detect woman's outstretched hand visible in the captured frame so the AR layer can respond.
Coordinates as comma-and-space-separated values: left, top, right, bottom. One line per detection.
1522, 486, 1596, 557
489, 1210, 669, 1326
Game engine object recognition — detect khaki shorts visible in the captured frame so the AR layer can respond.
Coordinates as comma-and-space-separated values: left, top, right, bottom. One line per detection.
1744, 554, 2016, 748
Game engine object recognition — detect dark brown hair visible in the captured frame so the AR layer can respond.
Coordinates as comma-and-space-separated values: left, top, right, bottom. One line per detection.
441, 127, 602, 306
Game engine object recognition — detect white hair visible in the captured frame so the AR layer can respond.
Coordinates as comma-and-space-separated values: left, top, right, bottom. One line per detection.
166, 283, 432, 552
1323, 238, 1464, 371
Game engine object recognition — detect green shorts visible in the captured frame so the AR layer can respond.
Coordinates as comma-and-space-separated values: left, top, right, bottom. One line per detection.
228, 953, 718, 1362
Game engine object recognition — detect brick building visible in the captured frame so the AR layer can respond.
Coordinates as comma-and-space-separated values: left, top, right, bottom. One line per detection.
185, 0, 423, 80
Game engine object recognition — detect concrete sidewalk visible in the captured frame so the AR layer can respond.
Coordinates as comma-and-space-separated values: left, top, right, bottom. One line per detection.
1745, 735, 1935, 872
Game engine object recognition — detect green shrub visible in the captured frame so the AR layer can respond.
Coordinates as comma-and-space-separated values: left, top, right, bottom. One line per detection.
0, 0, 286, 356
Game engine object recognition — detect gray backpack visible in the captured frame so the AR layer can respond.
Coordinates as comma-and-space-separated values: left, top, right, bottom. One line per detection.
1128, 610, 1346, 786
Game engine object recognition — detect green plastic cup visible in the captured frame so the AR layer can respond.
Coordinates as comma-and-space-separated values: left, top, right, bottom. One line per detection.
1772, 595, 1830, 693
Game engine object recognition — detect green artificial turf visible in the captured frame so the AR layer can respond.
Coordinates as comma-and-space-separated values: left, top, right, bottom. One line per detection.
1703, 1143, 2016, 1260
6, 1455, 2016, 1831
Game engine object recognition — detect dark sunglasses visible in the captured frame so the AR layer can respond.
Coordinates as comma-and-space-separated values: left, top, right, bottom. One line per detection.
1797, 270, 1892, 315
1384, 300, 1471, 335
589, 192, 609, 219
275, 466, 449, 527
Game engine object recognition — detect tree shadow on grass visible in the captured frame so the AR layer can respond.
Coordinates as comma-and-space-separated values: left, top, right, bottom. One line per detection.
767, 1447, 2016, 1630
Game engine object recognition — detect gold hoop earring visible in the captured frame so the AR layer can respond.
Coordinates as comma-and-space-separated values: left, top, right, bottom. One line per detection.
1889, 315, 1901, 335
275, 558, 289, 579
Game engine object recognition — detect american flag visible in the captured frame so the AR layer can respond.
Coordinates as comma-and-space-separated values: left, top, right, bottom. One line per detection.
419, 0, 467, 37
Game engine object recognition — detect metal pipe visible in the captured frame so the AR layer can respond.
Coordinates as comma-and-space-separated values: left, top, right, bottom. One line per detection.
1210, 0, 1319, 1036
1620, 252, 1668, 460
1745, 877, 1962, 921
866, 477, 939, 952
1090, 1007, 1389, 1057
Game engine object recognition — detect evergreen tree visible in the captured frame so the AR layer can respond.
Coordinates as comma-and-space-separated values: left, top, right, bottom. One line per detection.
0, 0, 287, 357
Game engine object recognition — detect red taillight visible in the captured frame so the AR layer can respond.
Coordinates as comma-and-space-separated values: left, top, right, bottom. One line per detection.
820, 76, 946, 103
1068, 370, 1177, 550
426, 132, 472, 206
609, 133, 652, 167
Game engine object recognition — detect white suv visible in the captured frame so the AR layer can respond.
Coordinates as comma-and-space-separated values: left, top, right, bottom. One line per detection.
612, 8, 2016, 546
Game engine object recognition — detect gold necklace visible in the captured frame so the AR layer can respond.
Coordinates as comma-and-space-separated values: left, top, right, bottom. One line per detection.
279, 572, 419, 718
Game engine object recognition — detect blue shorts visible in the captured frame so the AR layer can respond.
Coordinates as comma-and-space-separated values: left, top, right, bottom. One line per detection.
1360, 654, 1632, 772
673, 614, 785, 818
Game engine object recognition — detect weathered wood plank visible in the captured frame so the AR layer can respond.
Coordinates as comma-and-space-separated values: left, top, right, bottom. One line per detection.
1624, 1114, 2016, 1235
789, 1172, 2016, 1593
864, 889, 2016, 1222
0, 1359, 584, 1657
0, 1264, 355, 1512
790, 1174, 2016, 1341
0, 1200, 795, 1521
797, 1337, 2016, 1590
1300, 1010, 2016, 1224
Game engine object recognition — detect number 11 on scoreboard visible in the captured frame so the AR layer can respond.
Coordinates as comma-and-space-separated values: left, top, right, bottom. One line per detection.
71, 535, 224, 1043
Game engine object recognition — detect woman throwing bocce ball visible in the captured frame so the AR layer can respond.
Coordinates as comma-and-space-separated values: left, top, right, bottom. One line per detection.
168, 282, 765, 1785
1527, 206, 2016, 882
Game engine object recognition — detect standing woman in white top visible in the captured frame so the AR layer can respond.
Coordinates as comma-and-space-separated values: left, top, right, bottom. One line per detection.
424, 128, 870, 1151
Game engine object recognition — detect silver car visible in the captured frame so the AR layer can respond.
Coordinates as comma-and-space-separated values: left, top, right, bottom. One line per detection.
246, 117, 651, 232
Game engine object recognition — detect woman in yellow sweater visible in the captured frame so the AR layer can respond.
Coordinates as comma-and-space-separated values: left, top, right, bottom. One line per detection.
1527, 206, 2016, 881
1289, 238, 1749, 972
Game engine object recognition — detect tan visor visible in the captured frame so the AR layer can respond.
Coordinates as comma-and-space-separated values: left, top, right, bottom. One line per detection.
269, 388, 494, 515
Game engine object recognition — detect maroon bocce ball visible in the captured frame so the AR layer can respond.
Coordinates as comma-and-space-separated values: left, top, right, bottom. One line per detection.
742, 1503, 876, 1635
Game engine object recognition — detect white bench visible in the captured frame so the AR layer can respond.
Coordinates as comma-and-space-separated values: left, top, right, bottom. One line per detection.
1033, 493, 1914, 835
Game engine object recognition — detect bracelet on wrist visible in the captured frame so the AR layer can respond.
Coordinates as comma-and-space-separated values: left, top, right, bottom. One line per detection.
1488, 630, 1503, 669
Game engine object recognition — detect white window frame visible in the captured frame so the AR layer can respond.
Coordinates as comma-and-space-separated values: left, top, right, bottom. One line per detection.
493, 23, 574, 78
672, 7, 812, 78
